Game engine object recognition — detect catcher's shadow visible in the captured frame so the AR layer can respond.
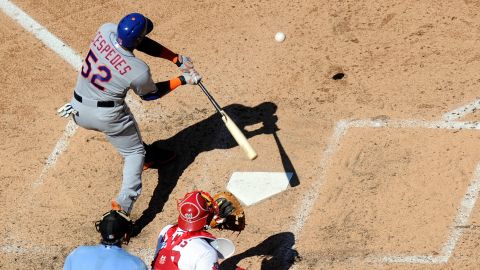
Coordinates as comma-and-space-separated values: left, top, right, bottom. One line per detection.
133, 102, 299, 236
221, 232, 300, 270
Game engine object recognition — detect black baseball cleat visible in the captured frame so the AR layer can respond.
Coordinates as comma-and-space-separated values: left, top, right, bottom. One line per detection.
143, 144, 176, 170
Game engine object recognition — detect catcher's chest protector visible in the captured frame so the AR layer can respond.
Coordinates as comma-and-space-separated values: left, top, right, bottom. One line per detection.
152, 226, 216, 270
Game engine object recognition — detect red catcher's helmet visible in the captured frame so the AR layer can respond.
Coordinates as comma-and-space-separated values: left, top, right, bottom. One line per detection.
177, 191, 216, 231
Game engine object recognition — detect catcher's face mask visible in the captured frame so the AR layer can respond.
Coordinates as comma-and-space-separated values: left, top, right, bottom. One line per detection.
177, 191, 218, 231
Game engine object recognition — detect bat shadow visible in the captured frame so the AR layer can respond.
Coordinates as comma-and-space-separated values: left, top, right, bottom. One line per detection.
220, 232, 301, 270
131, 102, 299, 236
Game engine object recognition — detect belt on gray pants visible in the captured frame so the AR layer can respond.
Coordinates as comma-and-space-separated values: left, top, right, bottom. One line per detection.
74, 91, 123, 107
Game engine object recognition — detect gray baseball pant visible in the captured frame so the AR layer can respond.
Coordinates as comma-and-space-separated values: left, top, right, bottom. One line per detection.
71, 97, 145, 214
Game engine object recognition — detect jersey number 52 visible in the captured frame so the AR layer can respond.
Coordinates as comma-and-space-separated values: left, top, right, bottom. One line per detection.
81, 49, 112, 91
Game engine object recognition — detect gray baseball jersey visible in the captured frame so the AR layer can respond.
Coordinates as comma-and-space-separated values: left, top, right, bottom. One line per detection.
71, 23, 157, 213
75, 23, 156, 100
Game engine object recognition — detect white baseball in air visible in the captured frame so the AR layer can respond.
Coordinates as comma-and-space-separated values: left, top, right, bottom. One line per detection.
275, 32, 286, 42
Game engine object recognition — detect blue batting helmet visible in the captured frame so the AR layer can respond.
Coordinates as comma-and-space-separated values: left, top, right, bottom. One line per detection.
117, 13, 153, 49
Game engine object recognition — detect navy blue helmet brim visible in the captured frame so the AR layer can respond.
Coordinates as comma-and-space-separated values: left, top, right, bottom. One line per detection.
145, 17, 153, 35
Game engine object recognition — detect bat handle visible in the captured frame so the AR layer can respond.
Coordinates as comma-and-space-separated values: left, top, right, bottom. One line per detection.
197, 82, 258, 160
198, 82, 223, 113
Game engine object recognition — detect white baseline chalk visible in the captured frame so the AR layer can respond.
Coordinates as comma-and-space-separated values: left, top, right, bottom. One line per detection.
441, 163, 480, 259
32, 119, 77, 187
290, 120, 349, 236
443, 99, 480, 121
348, 118, 480, 130
0, 0, 82, 187
0, 0, 82, 69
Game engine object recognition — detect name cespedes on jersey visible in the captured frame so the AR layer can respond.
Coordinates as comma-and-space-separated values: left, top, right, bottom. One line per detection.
91, 31, 132, 75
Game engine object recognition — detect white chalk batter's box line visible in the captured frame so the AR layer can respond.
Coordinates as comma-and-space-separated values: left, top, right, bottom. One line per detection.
294, 118, 480, 265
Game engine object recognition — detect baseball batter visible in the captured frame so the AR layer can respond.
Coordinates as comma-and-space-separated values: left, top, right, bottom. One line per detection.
58, 13, 201, 214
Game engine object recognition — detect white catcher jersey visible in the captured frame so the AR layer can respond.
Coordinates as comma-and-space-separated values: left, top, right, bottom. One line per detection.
74, 23, 157, 101
154, 225, 219, 270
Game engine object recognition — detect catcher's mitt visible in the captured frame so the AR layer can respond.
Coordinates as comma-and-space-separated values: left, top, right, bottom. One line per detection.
209, 191, 246, 232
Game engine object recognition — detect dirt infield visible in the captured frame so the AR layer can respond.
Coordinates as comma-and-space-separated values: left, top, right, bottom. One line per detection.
3, 0, 480, 269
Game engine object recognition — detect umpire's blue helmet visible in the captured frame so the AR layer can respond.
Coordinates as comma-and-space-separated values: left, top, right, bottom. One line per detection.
117, 13, 153, 49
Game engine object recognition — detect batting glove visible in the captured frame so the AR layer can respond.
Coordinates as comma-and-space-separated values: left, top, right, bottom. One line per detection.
181, 68, 202, 85
176, 54, 194, 73
57, 103, 77, 118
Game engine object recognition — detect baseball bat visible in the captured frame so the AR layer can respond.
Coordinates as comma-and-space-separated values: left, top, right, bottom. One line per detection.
198, 82, 258, 160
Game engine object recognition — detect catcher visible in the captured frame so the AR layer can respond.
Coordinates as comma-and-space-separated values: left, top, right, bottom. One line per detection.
151, 190, 245, 270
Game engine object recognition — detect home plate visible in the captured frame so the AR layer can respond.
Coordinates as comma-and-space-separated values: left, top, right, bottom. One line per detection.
227, 172, 293, 206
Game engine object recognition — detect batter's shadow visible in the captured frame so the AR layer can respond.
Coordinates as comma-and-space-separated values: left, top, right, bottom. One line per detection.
221, 232, 301, 270
132, 102, 299, 236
